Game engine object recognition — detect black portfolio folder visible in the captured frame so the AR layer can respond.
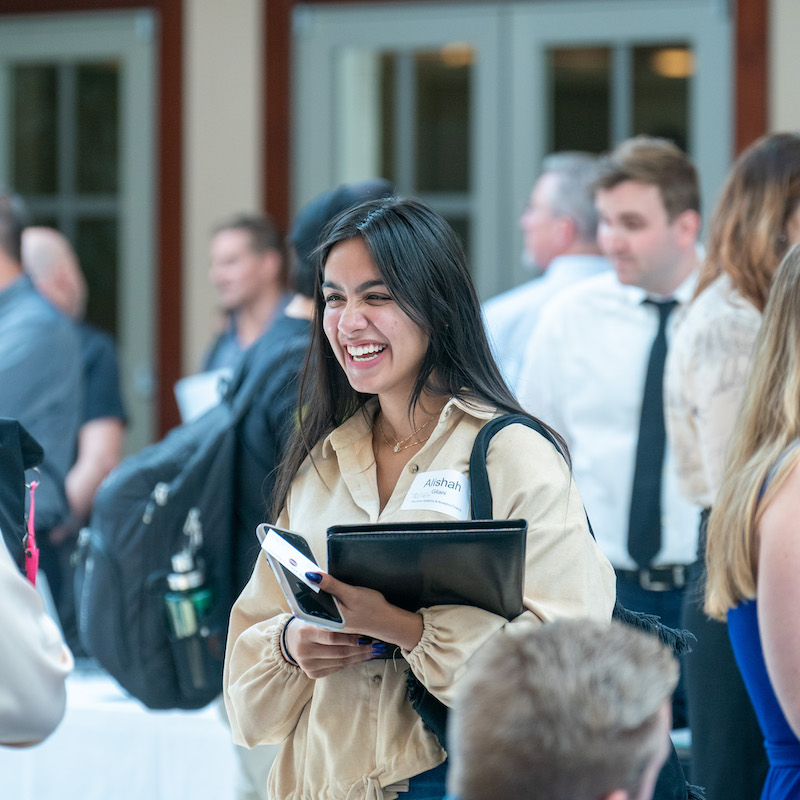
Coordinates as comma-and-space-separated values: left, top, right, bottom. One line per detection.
327, 519, 527, 620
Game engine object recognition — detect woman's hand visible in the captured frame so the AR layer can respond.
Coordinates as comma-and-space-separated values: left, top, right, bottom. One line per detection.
309, 572, 424, 652
282, 618, 372, 679
283, 572, 425, 679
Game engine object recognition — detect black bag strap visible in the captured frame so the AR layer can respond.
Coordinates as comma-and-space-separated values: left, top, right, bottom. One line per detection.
470, 414, 596, 538
470, 414, 562, 521
469, 413, 694, 657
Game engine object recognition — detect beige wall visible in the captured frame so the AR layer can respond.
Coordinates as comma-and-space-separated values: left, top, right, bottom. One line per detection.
770, 0, 800, 133
182, 0, 264, 373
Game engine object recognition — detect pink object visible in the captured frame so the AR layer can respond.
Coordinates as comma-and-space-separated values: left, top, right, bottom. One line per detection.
24, 480, 39, 586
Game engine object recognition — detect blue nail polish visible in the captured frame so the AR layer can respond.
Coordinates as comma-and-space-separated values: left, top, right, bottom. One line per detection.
305, 572, 322, 584
372, 643, 388, 654
358, 637, 372, 645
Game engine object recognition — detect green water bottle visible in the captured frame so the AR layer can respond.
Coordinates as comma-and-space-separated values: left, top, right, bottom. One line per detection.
165, 550, 215, 696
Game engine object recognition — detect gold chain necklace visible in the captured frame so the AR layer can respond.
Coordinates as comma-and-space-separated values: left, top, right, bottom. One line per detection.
378, 413, 434, 453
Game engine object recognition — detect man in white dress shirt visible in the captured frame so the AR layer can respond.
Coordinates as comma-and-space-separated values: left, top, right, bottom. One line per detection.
518, 138, 703, 727
483, 152, 610, 394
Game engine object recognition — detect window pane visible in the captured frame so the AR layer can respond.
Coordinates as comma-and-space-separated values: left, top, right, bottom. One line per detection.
29, 214, 59, 230
633, 44, 690, 152
12, 65, 58, 194
331, 46, 473, 263
75, 216, 118, 336
380, 53, 396, 183
415, 46, 472, 192
77, 62, 120, 193
549, 47, 611, 153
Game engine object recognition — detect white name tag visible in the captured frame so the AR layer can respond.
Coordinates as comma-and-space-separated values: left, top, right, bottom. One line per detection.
401, 469, 470, 520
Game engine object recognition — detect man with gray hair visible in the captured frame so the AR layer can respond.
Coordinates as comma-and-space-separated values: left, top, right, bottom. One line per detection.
483, 152, 610, 392
447, 619, 678, 800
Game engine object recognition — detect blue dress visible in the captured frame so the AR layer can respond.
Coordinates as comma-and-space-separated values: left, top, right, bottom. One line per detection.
728, 600, 800, 798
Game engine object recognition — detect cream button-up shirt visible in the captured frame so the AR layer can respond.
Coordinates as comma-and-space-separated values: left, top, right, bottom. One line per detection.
665, 273, 762, 509
224, 396, 615, 800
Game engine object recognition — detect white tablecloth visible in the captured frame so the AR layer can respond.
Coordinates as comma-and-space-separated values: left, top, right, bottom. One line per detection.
0, 667, 237, 800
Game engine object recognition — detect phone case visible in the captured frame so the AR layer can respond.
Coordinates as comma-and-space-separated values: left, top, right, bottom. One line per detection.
257, 524, 345, 630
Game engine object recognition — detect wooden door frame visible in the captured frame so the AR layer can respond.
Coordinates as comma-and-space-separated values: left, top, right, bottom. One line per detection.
264, 0, 768, 232
735, 0, 768, 153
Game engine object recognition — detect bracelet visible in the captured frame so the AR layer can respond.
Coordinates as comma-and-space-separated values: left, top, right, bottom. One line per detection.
281, 617, 299, 666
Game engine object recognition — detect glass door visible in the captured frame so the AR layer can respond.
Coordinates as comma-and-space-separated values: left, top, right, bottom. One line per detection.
293, 3, 505, 298
0, 10, 157, 451
508, 0, 732, 288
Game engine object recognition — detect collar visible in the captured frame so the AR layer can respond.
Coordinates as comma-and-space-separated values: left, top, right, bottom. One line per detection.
617, 269, 698, 307
321, 394, 498, 457
0, 273, 32, 311
545, 254, 611, 281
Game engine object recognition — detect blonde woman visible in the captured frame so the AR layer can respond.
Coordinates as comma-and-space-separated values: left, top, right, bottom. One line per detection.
706, 244, 800, 800
666, 131, 800, 798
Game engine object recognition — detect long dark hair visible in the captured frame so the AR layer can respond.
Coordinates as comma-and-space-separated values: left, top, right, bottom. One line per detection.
272, 196, 566, 518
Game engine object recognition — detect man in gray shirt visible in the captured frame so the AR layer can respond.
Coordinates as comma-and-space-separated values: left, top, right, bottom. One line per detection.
0, 191, 82, 608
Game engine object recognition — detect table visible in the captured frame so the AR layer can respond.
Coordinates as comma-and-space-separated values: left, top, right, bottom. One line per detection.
0, 665, 237, 800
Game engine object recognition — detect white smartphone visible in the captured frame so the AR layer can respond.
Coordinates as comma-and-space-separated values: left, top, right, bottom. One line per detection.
256, 523, 345, 630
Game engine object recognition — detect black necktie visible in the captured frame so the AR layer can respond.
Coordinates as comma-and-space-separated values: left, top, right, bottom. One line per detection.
628, 298, 678, 569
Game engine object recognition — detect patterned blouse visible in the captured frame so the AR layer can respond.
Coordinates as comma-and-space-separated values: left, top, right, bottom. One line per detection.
665, 272, 762, 509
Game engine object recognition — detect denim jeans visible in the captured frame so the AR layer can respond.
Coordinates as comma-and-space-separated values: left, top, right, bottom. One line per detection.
404, 761, 448, 800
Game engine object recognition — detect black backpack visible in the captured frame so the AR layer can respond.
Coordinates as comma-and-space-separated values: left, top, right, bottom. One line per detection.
74, 328, 308, 710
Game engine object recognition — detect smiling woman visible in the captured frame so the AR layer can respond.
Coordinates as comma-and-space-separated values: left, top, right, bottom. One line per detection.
322, 238, 431, 414
222, 196, 616, 800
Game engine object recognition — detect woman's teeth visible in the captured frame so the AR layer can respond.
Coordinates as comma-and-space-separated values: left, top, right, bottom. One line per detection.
347, 344, 386, 361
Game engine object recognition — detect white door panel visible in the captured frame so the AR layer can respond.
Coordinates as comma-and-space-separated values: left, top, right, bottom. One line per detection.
294, 3, 504, 298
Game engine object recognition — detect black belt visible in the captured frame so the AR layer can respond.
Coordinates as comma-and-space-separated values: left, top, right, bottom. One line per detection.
615, 564, 688, 592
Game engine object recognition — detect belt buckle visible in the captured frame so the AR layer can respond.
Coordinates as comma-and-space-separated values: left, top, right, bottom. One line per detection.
639, 569, 671, 591
639, 565, 686, 592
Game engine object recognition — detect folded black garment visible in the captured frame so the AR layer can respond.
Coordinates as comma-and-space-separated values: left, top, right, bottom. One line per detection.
327, 519, 527, 621
0, 418, 44, 570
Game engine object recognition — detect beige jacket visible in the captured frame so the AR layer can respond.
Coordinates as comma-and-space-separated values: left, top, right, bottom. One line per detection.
224, 397, 616, 800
